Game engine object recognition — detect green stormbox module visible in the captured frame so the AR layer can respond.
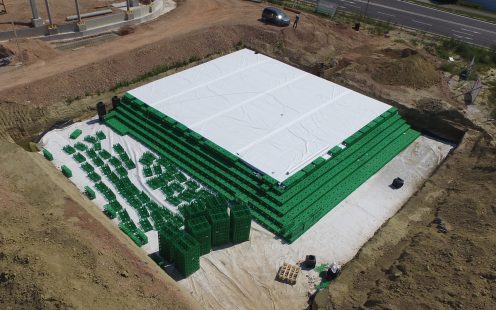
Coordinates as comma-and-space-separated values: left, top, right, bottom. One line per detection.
104, 49, 420, 243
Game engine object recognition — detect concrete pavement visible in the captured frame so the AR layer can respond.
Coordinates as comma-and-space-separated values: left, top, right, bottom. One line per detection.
337, 0, 496, 47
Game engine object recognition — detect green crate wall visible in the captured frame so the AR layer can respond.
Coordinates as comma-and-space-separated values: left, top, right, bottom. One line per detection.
104, 93, 419, 243
158, 226, 180, 262
173, 232, 200, 277
207, 208, 230, 246
230, 203, 251, 244
185, 216, 211, 255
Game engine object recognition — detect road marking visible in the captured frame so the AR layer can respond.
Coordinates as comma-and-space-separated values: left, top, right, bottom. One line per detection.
340, 4, 361, 9
453, 34, 473, 41
376, 11, 395, 18
343, 0, 496, 36
453, 30, 474, 37
461, 28, 480, 34
388, 0, 496, 27
342, 0, 357, 4
411, 19, 432, 27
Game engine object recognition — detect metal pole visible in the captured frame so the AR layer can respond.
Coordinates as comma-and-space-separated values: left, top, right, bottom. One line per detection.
364, 0, 370, 17
74, 0, 82, 23
29, 0, 40, 19
44, 0, 53, 25
11, 21, 23, 64
362, 0, 370, 21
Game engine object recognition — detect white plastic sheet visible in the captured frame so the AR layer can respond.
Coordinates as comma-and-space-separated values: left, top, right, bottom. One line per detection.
128, 49, 391, 182
178, 135, 452, 309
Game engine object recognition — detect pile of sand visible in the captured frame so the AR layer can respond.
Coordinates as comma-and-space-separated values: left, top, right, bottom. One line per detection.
372, 53, 440, 89
0, 45, 13, 58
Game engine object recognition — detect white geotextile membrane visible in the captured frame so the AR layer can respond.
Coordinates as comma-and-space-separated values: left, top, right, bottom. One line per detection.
179, 136, 452, 309
39, 117, 188, 254
40, 118, 452, 309
128, 49, 391, 182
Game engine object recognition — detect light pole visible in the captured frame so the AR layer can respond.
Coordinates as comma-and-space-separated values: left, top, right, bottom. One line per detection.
29, 0, 44, 27
74, 0, 82, 23
74, 0, 87, 31
363, 0, 371, 21
44, 0, 53, 26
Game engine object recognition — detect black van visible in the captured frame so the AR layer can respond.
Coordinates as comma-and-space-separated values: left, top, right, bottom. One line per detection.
261, 7, 290, 26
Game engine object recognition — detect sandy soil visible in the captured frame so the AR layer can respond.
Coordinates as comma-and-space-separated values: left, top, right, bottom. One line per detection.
0, 140, 199, 309
0, 0, 495, 309
0, 0, 122, 30
313, 130, 496, 309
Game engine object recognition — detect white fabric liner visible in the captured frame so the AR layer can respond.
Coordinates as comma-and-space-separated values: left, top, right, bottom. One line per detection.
39, 117, 194, 254
178, 136, 452, 309
40, 118, 452, 309
128, 49, 391, 182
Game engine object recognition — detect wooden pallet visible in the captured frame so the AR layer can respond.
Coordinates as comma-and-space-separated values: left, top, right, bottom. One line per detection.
277, 262, 301, 285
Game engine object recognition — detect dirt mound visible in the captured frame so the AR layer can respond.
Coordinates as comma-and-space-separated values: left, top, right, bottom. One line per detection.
315, 131, 496, 310
372, 53, 440, 89
0, 45, 13, 58
0, 141, 197, 310
382, 47, 418, 59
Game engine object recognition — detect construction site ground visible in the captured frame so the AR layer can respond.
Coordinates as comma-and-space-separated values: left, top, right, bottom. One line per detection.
0, 0, 495, 309
0, 0, 123, 31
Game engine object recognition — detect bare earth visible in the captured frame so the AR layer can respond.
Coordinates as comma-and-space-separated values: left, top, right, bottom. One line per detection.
0, 0, 495, 309
0, 140, 199, 309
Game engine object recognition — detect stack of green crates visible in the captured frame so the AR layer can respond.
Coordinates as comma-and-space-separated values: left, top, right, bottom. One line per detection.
173, 232, 200, 277
230, 203, 252, 244
207, 208, 230, 247
186, 216, 211, 255
158, 226, 180, 262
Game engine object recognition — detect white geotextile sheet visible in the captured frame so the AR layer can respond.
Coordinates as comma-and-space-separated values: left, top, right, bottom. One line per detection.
128, 49, 391, 182
177, 135, 452, 310
40, 118, 452, 309
39, 117, 199, 254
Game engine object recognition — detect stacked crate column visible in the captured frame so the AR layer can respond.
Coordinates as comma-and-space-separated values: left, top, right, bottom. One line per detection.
230, 203, 252, 244
186, 216, 211, 255
173, 232, 201, 277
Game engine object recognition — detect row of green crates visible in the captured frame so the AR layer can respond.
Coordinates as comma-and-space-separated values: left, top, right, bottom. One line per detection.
63, 137, 163, 246
104, 94, 419, 242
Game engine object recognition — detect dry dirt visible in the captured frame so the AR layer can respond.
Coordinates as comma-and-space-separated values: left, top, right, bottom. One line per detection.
313, 130, 496, 309
0, 0, 495, 309
0, 140, 199, 309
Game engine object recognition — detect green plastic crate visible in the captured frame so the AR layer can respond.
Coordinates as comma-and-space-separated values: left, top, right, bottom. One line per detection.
207, 208, 230, 246
96, 130, 106, 140
42, 149, 53, 161
63, 145, 76, 155
173, 232, 200, 277
84, 186, 96, 200
158, 226, 180, 262
61, 165, 72, 177
230, 203, 251, 244
73, 152, 86, 163
186, 216, 211, 255
70, 129, 82, 139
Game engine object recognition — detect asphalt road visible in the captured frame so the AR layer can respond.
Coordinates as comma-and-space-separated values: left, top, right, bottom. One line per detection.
337, 0, 496, 47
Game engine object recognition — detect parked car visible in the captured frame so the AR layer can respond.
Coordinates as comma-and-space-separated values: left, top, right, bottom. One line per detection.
261, 7, 290, 26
